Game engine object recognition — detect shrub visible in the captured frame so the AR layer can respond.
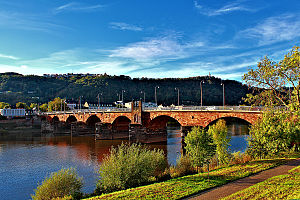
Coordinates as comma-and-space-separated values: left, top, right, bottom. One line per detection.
31, 168, 83, 200
96, 143, 167, 193
170, 155, 195, 178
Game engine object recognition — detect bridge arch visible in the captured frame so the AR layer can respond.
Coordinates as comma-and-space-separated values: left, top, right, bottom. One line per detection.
86, 115, 101, 127
149, 115, 181, 130
112, 116, 131, 131
205, 116, 251, 136
204, 113, 255, 128
51, 116, 59, 123
66, 115, 77, 124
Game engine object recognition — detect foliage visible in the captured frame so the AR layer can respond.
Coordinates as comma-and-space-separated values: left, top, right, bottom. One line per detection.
243, 46, 300, 109
0, 72, 250, 107
86, 158, 288, 200
30, 103, 38, 110
0, 102, 10, 109
222, 166, 300, 200
247, 110, 300, 158
16, 101, 28, 109
39, 103, 48, 112
208, 119, 231, 165
169, 155, 196, 178
31, 168, 83, 200
185, 127, 216, 172
48, 97, 67, 112
96, 143, 167, 194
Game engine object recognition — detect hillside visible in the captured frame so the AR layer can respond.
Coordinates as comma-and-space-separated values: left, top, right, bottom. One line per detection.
0, 72, 251, 106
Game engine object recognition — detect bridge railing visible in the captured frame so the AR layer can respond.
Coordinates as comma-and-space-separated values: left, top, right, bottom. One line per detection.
44, 107, 131, 115
143, 106, 266, 111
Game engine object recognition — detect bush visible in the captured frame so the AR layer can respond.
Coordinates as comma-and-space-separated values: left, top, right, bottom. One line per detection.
96, 143, 167, 193
170, 155, 196, 178
31, 168, 83, 200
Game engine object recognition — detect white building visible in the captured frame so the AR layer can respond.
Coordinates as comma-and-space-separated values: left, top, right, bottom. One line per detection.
0, 109, 26, 118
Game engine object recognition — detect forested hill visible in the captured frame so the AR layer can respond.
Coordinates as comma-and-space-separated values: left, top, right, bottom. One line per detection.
0, 72, 251, 106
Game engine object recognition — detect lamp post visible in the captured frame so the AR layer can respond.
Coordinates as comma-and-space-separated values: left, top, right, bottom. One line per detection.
221, 83, 225, 108
97, 93, 102, 109
200, 80, 205, 107
155, 86, 159, 106
121, 90, 125, 103
140, 91, 145, 103
175, 87, 180, 106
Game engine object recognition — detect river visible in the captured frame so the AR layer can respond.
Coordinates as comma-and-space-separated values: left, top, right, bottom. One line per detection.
0, 124, 248, 200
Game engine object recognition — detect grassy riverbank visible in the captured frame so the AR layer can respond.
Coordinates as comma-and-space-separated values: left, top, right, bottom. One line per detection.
222, 165, 300, 200
85, 158, 292, 200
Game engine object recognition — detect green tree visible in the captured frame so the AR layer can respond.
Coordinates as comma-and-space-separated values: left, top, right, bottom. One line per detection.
247, 110, 300, 158
39, 103, 48, 112
30, 103, 38, 110
96, 143, 167, 193
31, 168, 83, 200
48, 97, 67, 112
243, 46, 300, 109
0, 102, 10, 109
185, 127, 216, 178
16, 102, 28, 109
208, 119, 231, 165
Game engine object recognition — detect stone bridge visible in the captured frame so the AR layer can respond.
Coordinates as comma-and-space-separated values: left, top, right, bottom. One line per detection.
42, 102, 262, 142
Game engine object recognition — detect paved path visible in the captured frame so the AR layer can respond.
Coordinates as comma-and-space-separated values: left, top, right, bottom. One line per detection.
187, 159, 300, 200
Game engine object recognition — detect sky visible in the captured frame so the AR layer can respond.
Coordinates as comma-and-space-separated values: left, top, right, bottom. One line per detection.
0, 0, 300, 81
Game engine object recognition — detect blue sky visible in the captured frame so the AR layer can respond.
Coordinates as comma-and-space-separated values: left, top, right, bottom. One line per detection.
0, 0, 300, 81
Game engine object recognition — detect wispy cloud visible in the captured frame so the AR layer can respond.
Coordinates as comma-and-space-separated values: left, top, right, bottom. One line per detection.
239, 14, 300, 45
0, 53, 19, 60
110, 22, 143, 31
0, 10, 68, 33
109, 36, 187, 61
54, 2, 104, 13
194, 0, 254, 16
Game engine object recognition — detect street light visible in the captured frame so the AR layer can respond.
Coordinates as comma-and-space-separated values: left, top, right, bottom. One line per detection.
200, 80, 205, 107
121, 90, 126, 103
79, 96, 83, 110
140, 91, 146, 103
97, 93, 103, 109
175, 87, 180, 106
155, 86, 159, 106
221, 83, 225, 108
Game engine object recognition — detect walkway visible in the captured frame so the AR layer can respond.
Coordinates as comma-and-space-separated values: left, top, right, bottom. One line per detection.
187, 158, 300, 200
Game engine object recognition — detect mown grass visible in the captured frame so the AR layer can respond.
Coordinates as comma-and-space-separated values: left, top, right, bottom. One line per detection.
86, 158, 289, 200
222, 165, 300, 200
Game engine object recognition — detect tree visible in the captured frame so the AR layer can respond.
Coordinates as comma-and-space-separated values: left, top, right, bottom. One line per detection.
30, 103, 38, 110
185, 127, 216, 179
31, 168, 83, 200
48, 97, 67, 112
0, 102, 10, 109
16, 102, 28, 109
243, 46, 300, 109
247, 110, 300, 158
208, 119, 231, 165
39, 103, 48, 112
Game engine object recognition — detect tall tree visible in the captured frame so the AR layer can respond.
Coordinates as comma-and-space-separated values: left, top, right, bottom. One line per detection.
243, 46, 300, 109
185, 127, 216, 179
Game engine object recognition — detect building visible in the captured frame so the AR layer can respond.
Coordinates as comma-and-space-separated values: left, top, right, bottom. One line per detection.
0, 109, 26, 118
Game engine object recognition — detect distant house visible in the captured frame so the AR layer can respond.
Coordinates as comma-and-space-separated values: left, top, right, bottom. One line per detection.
0, 109, 26, 118
83, 101, 115, 109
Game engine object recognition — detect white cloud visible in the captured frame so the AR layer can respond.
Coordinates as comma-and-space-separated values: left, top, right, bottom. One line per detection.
110, 22, 143, 31
240, 14, 300, 45
109, 36, 187, 61
194, 0, 253, 16
0, 53, 19, 60
54, 2, 104, 13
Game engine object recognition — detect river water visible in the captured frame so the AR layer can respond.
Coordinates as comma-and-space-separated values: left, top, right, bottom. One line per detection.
0, 125, 248, 200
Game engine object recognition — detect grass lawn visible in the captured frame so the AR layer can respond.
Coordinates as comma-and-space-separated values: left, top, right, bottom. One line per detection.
85, 158, 290, 200
222, 165, 300, 200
